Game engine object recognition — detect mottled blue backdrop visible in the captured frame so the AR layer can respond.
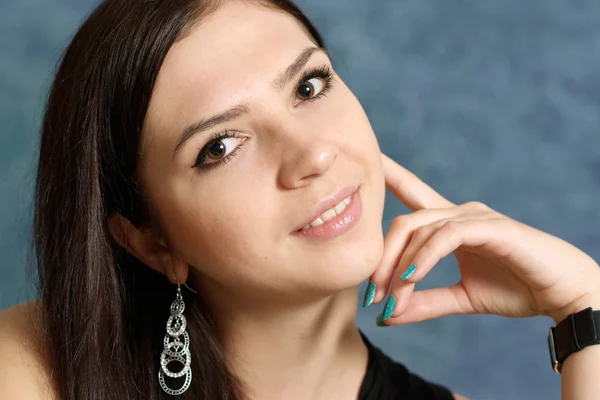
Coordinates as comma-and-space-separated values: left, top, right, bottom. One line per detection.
2, 1, 599, 398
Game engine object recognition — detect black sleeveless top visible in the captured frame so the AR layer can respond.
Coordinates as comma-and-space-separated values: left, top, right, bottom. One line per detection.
359, 333, 455, 400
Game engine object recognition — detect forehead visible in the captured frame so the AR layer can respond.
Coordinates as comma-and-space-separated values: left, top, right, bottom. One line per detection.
144, 1, 318, 145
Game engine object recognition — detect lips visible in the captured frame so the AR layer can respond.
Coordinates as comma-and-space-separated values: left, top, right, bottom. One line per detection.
293, 184, 359, 232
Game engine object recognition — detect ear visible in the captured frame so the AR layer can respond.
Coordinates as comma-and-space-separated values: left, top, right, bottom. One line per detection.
107, 213, 189, 284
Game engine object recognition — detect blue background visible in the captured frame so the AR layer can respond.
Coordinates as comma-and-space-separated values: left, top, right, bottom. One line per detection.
2, 1, 599, 398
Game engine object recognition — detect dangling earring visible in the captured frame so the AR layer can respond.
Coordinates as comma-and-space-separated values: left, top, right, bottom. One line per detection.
158, 281, 192, 395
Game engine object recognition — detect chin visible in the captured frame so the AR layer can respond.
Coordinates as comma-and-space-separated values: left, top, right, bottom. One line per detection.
289, 177, 386, 297
313, 231, 385, 295
320, 192, 385, 292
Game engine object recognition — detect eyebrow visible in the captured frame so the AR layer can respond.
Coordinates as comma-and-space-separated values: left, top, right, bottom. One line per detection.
172, 46, 327, 159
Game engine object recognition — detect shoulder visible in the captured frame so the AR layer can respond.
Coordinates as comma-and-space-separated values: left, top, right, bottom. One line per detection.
0, 301, 59, 400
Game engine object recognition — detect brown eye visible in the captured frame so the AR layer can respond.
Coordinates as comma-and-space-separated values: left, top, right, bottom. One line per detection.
296, 77, 324, 100
206, 140, 226, 160
193, 133, 246, 170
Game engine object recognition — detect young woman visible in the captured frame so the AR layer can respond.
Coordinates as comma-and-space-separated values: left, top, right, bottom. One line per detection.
0, 0, 598, 399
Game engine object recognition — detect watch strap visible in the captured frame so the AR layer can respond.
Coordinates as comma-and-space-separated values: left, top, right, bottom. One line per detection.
549, 307, 600, 372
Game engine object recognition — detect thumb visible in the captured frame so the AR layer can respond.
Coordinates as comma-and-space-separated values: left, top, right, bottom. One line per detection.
380, 284, 474, 325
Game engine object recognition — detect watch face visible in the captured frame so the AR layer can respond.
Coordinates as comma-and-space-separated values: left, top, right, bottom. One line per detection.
548, 328, 560, 374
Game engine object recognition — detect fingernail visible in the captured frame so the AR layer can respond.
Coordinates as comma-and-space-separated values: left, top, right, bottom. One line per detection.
400, 264, 417, 280
375, 312, 388, 327
382, 295, 396, 320
362, 281, 376, 308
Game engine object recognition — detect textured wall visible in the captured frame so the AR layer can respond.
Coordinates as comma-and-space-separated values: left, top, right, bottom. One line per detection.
2, 1, 599, 398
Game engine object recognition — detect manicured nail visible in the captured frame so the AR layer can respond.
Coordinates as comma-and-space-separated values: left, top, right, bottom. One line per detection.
382, 295, 396, 320
362, 281, 376, 308
375, 312, 388, 327
400, 264, 417, 280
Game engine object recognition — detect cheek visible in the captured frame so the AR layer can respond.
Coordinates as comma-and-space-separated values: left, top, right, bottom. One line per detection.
331, 85, 382, 174
327, 84, 377, 144
160, 187, 275, 277
335, 86, 386, 235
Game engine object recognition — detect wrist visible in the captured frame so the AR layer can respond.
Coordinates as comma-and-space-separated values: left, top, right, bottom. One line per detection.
551, 292, 600, 325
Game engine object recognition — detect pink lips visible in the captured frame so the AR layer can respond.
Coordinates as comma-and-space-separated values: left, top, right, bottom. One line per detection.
292, 185, 362, 239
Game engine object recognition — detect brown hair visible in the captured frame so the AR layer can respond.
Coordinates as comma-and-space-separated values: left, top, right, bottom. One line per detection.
33, 1, 326, 398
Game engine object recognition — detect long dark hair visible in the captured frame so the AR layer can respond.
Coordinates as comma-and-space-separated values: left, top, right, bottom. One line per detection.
33, 1, 325, 398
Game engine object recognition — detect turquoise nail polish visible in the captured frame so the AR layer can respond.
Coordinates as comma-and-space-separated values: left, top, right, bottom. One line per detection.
375, 312, 388, 327
363, 281, 376, 308
400, 264, 417, 280
382, 295, 396, 320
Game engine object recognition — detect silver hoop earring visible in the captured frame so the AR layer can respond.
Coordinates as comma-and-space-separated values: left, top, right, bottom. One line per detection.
158, 282, 192, 395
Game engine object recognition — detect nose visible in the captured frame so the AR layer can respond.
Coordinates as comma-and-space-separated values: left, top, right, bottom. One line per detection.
276, 125, 339, 189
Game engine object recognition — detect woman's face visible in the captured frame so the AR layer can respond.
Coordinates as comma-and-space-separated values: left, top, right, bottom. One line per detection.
139, 1, 386, 301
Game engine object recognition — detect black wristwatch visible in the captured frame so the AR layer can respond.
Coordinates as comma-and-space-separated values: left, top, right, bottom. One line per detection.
547, 307, 600, 374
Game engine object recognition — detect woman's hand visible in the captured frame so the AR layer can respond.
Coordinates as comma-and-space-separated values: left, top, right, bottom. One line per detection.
367, 153, 600, 326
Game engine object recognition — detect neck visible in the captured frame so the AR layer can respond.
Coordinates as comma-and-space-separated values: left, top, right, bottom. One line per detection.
205, 284, 369, 400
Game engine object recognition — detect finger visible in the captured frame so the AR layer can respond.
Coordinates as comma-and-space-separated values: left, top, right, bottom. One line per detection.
378, 284, 474, 326
367, 202, 490, 307
399, 218, 504, 286
367, 207, 463, 306
382, 218, 499, 321
385, 219, 447, 318
390, 211, 494, 316
381, 152, 454, 211
380, 279, 416, 322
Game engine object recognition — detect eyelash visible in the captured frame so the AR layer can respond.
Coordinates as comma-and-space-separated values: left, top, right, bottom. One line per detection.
293, 64, 335, 103
192, 64, 336, 171
192, 130, 246, 171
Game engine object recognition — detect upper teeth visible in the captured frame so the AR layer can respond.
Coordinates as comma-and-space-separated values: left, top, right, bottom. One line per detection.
301, 196, 352, 230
